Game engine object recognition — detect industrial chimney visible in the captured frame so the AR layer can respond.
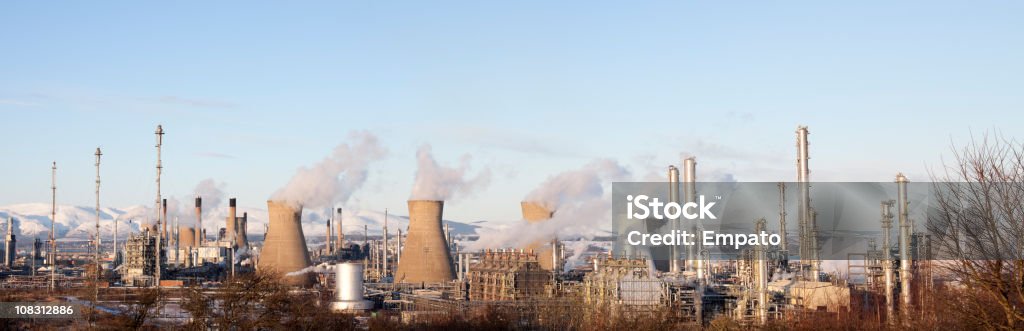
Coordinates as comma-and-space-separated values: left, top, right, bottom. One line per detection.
394, 200, 455, 283
237, 212, 248, 249
520, 201, 558, 271
226, 198, 237, 247
259, 201, 313, 287
195, 197, 202, 247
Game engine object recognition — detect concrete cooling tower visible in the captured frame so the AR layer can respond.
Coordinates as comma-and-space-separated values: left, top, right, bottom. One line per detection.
521, 201, 554, 222
179, 226, 196, 247
259, 200, 313, 287
521, 201, 557, 271
395, 200, 455, 283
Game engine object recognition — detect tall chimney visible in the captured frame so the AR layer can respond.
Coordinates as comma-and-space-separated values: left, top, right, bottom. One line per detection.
227, 198, 237, 247
195, 197, 202, 247
237, 212, 248, 249
394, 200, 455, 283
326, 217, 333, 255
520, 201, 557, 271
259, 201, 313, 286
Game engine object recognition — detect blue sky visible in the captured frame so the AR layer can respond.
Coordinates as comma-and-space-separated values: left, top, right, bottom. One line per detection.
1, 1, 1022, 222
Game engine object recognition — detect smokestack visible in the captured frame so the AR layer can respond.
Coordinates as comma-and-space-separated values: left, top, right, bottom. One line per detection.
896, 173, 912, 309
237, 212, 248, 249
520, 201, 557, 271
259, 201, 313, 287
195, 197, 202, 247
227, 198, 237, 247
326, 218, 333, 255
394, 200, 455, 283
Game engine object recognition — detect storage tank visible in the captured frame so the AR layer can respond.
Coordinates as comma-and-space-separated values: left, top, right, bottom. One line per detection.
330, 262, 373, 311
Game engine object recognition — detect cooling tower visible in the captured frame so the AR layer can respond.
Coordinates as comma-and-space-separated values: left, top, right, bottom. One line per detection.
521, 201, 554, 223
394, 200, 455, 283
179, 226, 196, 248
520, 201, 557, 271
259, 201, 313, 287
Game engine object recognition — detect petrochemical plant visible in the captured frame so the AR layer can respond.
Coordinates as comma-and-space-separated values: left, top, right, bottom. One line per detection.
0, 124, 937, 328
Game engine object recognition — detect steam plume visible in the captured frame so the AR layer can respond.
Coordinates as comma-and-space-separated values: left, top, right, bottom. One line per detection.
469, 159, 630, 251
272, 131, 387, 208
410, 144, 491, 201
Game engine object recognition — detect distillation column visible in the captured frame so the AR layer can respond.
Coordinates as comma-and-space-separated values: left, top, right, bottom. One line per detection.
668, 165, 681, 273
880, 200, 896, 322
896, 174, 913, 310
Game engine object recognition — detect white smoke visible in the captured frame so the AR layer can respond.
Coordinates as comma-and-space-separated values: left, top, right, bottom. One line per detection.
561, 239, 596, 272
284, 262, 332, 277
193, 178, 226, 211
468, 159, 630, 251
524, 158, 630, 210
272, 131, 387, 209
409, 144, 491, 201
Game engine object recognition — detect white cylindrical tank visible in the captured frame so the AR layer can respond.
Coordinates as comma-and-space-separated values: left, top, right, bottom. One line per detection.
331, 262, 373, 311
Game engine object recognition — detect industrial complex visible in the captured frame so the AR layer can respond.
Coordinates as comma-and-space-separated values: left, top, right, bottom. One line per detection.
0, 124, 940, 329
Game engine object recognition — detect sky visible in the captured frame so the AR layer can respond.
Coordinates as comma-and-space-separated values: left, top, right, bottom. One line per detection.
1, 1, 1022, 223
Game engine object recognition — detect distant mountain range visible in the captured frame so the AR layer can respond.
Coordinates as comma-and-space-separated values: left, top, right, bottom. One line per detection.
0, 203, 486, 246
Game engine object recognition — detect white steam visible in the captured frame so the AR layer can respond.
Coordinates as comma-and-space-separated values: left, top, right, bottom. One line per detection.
285, 262, 332, 277
194, 178, 226, 211
409, 144, 491, 201
468, 159, 630, 251
524, 158, 630, 210
272, 131, 387, 209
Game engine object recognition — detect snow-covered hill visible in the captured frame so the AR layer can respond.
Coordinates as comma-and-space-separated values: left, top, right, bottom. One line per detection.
0, 203, 485, 243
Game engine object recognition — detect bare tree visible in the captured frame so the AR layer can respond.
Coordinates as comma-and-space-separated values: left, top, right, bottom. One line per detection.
929, 132, 1024, 329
